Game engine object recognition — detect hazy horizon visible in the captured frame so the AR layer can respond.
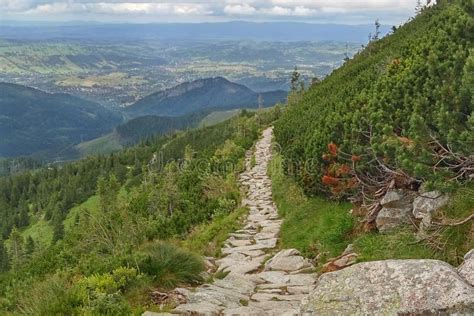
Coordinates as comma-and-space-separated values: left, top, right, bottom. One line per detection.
0, 0, 425, 25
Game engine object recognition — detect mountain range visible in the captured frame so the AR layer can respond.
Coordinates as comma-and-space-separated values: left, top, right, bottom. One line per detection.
0, 77, 287, 159
124, 77, 287, 118
0, 22, 391, 43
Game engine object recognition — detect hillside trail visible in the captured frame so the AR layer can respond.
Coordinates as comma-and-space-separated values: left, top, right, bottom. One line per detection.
170, 126, 316, 315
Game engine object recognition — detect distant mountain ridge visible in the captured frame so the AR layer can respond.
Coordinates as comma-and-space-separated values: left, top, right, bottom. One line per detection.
124, 77, 287, 117
0, 82, 122, 158
0, 22, 391, 43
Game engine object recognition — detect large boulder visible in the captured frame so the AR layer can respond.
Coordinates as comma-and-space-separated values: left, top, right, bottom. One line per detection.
376, 190, 413, 232
459, 249, 474, 286
301, 259, 474, 315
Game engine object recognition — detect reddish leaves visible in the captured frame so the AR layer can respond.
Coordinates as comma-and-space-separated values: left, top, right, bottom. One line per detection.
321, 142, 359, 196
328, 143, 338, 156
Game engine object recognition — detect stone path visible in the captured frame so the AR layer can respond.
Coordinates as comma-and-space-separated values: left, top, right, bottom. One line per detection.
171, 127, 316, 315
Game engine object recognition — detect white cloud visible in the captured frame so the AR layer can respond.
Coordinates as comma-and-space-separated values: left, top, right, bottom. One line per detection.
0, 0, 34, 11
23, 2, 212, 15
2, 0, 420, 24
224, 3, 256, 15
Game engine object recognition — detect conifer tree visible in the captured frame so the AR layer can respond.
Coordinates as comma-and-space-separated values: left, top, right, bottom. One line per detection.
0, 239, 9, 272
8, 227, 24, 271
25, 236, 35, 257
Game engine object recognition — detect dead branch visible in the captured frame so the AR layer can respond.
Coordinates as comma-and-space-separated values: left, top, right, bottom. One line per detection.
431, 213, 474, 227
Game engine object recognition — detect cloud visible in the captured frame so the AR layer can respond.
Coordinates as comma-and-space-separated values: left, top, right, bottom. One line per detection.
23, 2, 212, 15
1, 0, 420, 24
0, 0, 34, 11
224, 4, 317, 17
224, 3, 256, 15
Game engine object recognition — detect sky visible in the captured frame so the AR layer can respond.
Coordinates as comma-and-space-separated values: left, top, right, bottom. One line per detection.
0, 0, 423, 25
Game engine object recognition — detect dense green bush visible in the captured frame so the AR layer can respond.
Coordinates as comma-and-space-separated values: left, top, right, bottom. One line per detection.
134, 242, 204, 289
275, 1, 473, 194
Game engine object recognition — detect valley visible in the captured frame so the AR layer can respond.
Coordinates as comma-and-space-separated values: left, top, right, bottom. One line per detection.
0, 1, 472, 315
0, 39, 358, 107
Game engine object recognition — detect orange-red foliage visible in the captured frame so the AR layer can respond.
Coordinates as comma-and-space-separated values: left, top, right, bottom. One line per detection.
328, 143, 338, 156
322, 175, 339, 186
351, 155, 361, 162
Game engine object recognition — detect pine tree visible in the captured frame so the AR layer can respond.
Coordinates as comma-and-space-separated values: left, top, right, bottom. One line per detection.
52, 220, 64, 244
25, 235, 35, 257
8, 227, 24, 271
0, 239, 9, 272
290, 66, 301, 91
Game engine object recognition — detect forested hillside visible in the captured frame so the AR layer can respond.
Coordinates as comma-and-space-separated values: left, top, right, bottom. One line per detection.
275, 0, 473, 196
0, 83, 122, 158
0, 109, 280, 314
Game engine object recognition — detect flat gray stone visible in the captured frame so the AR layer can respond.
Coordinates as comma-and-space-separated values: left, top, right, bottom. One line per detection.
174, 302, 221, 315
222, 306, 264, 316
264, 248, 313, 272
213, 273, 256, 295
257, 271, 289, 284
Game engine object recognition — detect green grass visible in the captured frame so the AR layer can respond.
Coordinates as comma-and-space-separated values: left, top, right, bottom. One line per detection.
21, 217, 53, 247
436, 184, 474, 265
181, 207, 248, 257
75, 132, 123, 157
270, 153, 473, 267
354, 229, 438, 262
64, 183, 129, 231
199, 109, 242, 127
134, 242, 205, 289
64, 195, 101, 231
269, 154, 353, 260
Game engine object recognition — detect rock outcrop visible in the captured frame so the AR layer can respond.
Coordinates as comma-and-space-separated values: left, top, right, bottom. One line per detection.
301, 258, 474, 315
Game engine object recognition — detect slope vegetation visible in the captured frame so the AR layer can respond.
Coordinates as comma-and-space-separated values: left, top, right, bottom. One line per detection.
275, 1, 473, 194
0, 83, 122, 158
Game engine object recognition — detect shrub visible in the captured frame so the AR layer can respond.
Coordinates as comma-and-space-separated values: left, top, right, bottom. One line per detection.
134, 242, 204, 289
16, 273, 83, 315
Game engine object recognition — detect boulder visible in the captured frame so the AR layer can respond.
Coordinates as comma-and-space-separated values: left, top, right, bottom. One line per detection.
380, 189, 412, 208
301, 259, 474, 315
375, 206, 412, 232
376, 190, 414, 232
412, 191, 449, 231
459, 249, 474, 286
412, 191, 449, 218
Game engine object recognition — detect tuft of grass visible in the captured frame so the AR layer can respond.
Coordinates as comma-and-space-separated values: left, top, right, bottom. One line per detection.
213, 270, 230, 280
250, 154, 256, 169
435, 183, 474, 265
16, 273, 83, 316
182, 207, 248, 257
270, 154, 353, 260
354, 229, 438, 262
134, 242, 205, 289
